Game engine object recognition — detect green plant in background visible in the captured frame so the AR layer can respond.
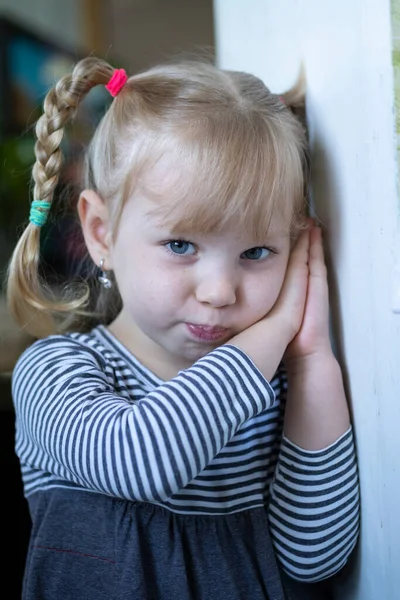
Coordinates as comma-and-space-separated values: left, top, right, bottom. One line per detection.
0, 134, 35, 280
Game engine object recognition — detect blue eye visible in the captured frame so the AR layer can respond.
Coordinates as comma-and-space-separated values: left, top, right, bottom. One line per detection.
241, 247, 271, 260
167, 240, 196, 255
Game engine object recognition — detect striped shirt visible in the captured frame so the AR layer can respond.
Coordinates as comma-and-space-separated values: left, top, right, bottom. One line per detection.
12, 325, 359, 582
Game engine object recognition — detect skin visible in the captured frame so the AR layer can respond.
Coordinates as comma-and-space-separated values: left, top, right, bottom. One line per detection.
229, 225, 351, 449
78, 189, 292, 378
79, 182, 350, 451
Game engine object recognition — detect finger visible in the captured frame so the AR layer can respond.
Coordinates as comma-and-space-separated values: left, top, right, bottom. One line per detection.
308, 228, 329, 295
279, 229, 310, 304
306, 216, 315, 228
288, 228, 310, 270
308, 227, 327, 274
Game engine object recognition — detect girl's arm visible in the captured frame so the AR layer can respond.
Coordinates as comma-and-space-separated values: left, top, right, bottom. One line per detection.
283, 226, 351, 449
268, 227, 360, 581
268, 426, 359, 582
12, 337, 276, 502
232, 227, 351, 450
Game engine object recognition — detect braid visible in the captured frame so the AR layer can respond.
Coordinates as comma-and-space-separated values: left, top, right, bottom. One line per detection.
33, 59, 113, 207
32, 87, 69, 205
6, 57, 114, 337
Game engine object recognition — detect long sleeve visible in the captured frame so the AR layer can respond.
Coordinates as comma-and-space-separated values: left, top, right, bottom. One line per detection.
12, 337, 275, 502
267, 427, 360, 582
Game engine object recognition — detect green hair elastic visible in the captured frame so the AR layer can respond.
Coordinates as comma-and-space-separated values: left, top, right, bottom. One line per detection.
29, 200, 51, 227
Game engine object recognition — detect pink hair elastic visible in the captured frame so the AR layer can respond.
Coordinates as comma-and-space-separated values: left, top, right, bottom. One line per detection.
106, 68, 128, 97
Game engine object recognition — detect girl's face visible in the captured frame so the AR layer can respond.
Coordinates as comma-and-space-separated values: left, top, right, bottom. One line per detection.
108, 192, 291, 379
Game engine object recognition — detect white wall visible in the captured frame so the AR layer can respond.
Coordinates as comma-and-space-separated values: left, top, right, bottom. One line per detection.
214, 1, 400, 599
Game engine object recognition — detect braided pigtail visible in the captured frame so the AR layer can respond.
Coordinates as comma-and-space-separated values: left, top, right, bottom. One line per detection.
7, 57, 115, 337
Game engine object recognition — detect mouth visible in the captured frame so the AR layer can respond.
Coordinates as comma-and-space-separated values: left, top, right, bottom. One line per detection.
186, 323, 230, 342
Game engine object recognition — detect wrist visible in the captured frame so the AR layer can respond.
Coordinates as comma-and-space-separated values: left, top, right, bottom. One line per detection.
228, 314, 291, 381
284, 349, 340, 378
283, 351, 350, 450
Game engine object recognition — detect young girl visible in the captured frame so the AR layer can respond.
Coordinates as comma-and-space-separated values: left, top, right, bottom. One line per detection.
7, 57, 359, 600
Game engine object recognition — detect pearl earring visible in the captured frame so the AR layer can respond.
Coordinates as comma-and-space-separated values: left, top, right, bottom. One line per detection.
98, 258, 112, 289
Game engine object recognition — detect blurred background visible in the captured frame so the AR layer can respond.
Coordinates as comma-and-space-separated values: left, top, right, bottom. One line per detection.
1, 1, 400, 600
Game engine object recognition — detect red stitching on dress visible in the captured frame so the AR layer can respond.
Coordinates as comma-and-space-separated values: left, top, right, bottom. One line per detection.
33, 545, 115, 564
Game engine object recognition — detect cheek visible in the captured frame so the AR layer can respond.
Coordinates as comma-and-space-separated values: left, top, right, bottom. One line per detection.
115, 253, 187, 310
245, 266, 287, 316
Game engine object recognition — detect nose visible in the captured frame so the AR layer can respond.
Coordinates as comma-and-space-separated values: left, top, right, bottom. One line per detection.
195, 273, 237, 308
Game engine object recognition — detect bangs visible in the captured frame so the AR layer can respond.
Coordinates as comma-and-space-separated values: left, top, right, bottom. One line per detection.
136, 111, 307, 243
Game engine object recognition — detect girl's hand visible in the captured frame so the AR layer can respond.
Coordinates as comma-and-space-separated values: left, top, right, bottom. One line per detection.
284, 226, 332, 363
281, 225, 350, 451
227, 229, 310, 381
266, 227, 310, 344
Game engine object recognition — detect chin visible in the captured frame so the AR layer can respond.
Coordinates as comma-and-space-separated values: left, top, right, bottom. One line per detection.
183, 342, 222, 363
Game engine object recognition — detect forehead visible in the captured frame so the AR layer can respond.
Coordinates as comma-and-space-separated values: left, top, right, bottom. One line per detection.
133, 147, 294, 243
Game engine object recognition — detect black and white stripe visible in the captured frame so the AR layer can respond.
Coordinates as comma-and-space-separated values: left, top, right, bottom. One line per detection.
12, 326, 359, 581
268, 429, 359, 580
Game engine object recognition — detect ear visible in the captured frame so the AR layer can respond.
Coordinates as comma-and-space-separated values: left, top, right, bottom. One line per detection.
77, 190, 113, 269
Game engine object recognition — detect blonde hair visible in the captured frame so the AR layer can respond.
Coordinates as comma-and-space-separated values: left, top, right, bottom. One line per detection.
7, 56, 309, 338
